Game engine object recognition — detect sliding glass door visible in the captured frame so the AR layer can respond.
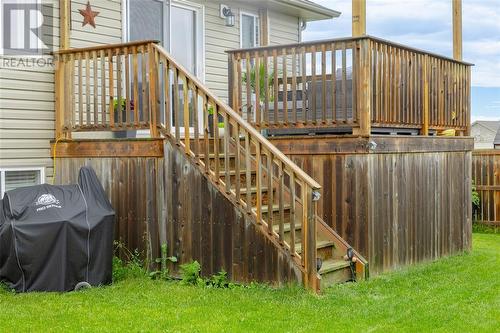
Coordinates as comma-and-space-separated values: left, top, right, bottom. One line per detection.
127, 0, 204, 133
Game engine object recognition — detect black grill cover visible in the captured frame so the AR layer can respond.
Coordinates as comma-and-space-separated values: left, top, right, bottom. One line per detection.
0, 167, 115, 292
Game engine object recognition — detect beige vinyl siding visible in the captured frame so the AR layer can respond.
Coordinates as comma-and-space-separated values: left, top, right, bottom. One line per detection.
0, 0, 59, 181
0, 0, 300, 184
269, 11, 300, 45
0, 0, 122, 183
203, 1, 300, 101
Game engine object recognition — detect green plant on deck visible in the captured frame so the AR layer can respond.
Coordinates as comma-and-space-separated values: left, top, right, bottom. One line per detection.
242, 62, 275, 103
149, 243, 178, 281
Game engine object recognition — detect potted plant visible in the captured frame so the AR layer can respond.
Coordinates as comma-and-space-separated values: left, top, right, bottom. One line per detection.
113, 98, 135, 138
242, 63, 275, 122
208, 106, 225, 137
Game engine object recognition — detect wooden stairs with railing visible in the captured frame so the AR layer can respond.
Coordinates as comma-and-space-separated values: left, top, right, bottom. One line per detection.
200, 148, 367, 288
54, 40, 368, 291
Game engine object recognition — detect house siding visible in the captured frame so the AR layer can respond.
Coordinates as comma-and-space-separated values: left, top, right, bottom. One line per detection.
0, 0, 121, 183
0, 0, 59, 179
0, 0, 300, 183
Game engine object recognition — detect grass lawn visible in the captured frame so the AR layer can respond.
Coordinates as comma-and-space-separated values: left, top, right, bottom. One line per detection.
1, 232, 499, 332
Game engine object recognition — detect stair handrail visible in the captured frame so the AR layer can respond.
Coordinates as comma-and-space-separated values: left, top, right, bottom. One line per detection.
153, 45, 320, 191
152, 43, 321, 290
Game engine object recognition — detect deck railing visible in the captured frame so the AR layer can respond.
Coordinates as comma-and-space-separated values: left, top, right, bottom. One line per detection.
227, 35, 472, 135
55, 41, 338, 290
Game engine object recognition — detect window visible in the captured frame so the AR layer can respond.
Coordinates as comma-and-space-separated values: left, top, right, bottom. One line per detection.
240, 12, 259, 48
0, 168, 44, 198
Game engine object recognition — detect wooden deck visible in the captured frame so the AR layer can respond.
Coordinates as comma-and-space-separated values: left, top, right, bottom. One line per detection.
51, 36, 473, 289
227, 35, 472, 136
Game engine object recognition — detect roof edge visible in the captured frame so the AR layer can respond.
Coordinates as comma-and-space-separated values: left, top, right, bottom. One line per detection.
272, 0, 341, 21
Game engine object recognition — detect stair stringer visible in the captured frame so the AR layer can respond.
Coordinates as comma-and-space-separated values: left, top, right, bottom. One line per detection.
162, 139, 306, 286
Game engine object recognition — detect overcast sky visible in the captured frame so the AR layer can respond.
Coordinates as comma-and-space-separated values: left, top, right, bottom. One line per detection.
303, 0, 500, 121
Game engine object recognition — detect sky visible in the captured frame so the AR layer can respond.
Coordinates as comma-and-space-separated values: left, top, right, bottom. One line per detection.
303, 0, 500, 122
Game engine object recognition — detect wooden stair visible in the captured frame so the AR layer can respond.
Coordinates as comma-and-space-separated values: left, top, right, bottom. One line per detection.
204, 151, 360, 288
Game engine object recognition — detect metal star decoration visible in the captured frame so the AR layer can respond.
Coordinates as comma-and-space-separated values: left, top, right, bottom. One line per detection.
79, 1, 99, 28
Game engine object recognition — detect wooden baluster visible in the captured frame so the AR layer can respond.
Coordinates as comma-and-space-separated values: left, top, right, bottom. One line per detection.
331, 43, 336, 124
203, 94, 210, 173
351, 42, 358, 124
125, 47, 130, 126
78, 53, 83, 127
245, 131, 252, 212
267, 151, 274, 234
384, 44, 389, 124
193, 86, 199, 160
321, 44, 326, 124
108, 49, 114, 128
132, 46, 139, 125
141, 46, 148, 123
374, 43, 381, 124
273, 49, 279, 125
264, 50, 269, 126
100, 50, 106, 126
255, 141, 262, 223
173, 68, 180, 142
278, 161, 285, 242
212, 101, 220, 183
282, 48, 288, 125
182, 75, 190, 153
301, 46, 307, 124
117, 48, 123, 127
69, 54, 75, 130
254, 52, 261, 127
234, 122, 241, 203
224, 113, 231, 193
291, 47, 297, 124
341, 43, 347, 122
92, 50, 98, 126
245, 53, 252, 124
237, 55, 243, 118
163, 59, 170, 133
289, 171, 296, 255
311, 45, 317, 124
85, 51, 91, 126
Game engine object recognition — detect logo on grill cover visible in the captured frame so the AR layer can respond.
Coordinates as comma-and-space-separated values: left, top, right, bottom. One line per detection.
35, 194, 61, 211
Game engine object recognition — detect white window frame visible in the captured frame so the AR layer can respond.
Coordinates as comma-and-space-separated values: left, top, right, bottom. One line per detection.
0, 167, 45, 198
240, 11, 259, 48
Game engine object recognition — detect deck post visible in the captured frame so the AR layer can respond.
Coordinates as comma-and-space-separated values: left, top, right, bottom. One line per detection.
59, 0, 70, 50
452, 0, 462, 61
353, 38, 372, 136
258, 8, 270, 46
148, 43, 159, 138
55, 55, 66, 139
352, 0, 366, 37
421, 55, 430, 135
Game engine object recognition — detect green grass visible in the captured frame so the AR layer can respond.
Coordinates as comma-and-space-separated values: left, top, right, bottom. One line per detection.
1, 233, 499, 332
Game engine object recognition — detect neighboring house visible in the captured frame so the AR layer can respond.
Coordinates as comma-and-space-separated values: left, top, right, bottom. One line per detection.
0, 0, 339, 197
495, 127, 500, 149
471, 120, 500, 149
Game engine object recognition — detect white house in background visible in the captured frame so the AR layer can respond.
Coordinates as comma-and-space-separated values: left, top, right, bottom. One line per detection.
471, 121, 500, 149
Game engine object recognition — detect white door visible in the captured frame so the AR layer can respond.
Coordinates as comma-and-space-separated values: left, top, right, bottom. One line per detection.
127, 0, 204, 133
